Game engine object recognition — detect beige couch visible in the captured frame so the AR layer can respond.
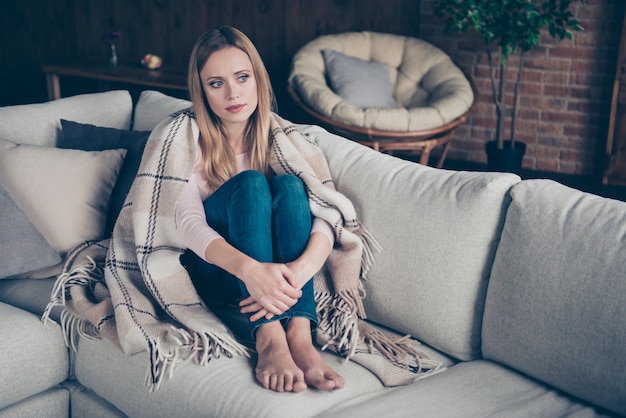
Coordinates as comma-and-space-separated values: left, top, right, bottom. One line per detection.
0, 90, 624, 417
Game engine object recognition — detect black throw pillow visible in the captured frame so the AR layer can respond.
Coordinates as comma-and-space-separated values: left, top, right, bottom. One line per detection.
58, 119, 150, 235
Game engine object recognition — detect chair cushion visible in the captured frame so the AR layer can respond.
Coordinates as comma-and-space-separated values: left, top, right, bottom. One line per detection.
289, 31, 474, 132
483, 180, 626, 416
322, 48, 397, 109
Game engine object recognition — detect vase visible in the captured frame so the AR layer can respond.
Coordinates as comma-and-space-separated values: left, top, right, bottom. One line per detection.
108, 43, 118, 67
485, 140, 526, 174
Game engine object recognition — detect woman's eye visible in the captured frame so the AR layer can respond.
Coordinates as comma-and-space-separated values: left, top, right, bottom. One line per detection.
238, 74, 249, 82
209, 80, 223, 88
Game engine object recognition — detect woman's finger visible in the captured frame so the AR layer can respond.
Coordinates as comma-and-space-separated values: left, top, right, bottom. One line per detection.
249, 309, 269, 322
239, 296, 256, 307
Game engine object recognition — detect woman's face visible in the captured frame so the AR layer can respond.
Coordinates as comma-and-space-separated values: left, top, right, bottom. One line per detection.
200, 46, 258, 131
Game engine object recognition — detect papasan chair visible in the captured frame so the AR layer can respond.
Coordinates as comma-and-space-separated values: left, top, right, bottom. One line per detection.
288, 31, 475, 167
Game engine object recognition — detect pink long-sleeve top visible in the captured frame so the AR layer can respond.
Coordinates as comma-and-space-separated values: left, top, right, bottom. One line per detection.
175, 150, 335, 263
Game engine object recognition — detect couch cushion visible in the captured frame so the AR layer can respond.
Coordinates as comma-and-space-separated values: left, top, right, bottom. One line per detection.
0, 181, 61, 279
75, 337, 389, 418
322, 48, 397, 109
322, 360, 612, 418
305, 125, 520, 361
0, 90, 132, 147
0, 139, 125, 257
483, 180, 626, 416
0, 386, 69, 418
59, 119, 150, 235
69, 385, 127, 418
0, 302, 69, 410
132, 90, 190, 131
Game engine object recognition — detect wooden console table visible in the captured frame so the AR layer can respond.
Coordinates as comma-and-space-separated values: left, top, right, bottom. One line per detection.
42, 63, 188, 101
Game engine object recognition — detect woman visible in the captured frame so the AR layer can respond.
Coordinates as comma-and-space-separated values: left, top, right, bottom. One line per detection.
176, 26, 344, 393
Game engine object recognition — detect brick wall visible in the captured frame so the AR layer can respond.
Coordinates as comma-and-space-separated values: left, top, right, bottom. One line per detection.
419, 0, 625, 176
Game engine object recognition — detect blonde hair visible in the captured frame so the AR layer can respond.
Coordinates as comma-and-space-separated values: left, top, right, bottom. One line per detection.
188, 26, 276, 191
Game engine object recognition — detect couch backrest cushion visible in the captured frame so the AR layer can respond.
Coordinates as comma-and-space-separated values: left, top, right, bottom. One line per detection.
132, 90, 191, 131
307, 125, 520, 361
0, 91, 132, 146
482, 180, 626, 415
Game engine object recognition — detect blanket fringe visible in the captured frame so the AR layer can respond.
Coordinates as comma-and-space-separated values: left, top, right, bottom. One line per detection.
315, 291, 361, 359
145, 326, 250, 392
316, 291, 444, 384
362, 326, 420, 363
42, 246, 106, 351
360, 325, 442, 377
58, 308, 100, 351
43, 255, 103, 321
356, 221, 383, 277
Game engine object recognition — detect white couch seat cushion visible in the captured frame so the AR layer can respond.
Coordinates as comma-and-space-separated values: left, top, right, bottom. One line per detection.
323, 360, 612, 418
75, 337, 390, 418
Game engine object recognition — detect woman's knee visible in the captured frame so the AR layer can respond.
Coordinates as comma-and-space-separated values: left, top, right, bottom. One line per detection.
232, 170, 270, 199
270, 175, 307, 200
270, 175, 311, 225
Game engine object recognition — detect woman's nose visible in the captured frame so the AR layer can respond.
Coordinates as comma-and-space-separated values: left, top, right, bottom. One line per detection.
226, 82, 239, 100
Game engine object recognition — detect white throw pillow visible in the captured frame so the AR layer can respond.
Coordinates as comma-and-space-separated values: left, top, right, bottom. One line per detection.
0, 139, 126, 257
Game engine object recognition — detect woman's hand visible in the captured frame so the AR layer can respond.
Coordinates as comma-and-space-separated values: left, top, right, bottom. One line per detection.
239, 298, 272, 322
238, 262, 301, 320
241, 231, 333, 321
203, 238, 301, 321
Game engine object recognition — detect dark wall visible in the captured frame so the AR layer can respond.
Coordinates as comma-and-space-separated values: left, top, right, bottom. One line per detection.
0, 0, 420, 122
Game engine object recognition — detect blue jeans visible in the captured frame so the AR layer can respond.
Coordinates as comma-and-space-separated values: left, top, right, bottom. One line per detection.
181, 171, 318, 345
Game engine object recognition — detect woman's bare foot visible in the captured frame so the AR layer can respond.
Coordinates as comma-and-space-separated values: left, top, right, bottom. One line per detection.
286, 318, 345, 390
255, 321, 307, 393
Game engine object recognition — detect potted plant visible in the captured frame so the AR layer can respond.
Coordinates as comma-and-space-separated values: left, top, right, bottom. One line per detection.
434, 0, 583, 173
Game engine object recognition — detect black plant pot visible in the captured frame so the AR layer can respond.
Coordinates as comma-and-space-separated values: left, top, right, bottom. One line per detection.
485, 140, 527, 174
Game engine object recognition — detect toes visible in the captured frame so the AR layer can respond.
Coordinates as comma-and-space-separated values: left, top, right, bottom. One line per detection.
292, 374, 307, 393
303, 369, 345, 391
330, 372, 345, 390
274, 375, 284, 393
256, 369, 271, 390
283, 375, 293, 392
256, 368, 308, 393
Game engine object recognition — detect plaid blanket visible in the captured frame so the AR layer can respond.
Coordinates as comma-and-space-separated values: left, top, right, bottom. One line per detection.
44, 110, 442, 390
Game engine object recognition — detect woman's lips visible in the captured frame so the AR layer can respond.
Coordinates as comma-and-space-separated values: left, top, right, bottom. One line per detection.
226, 104, 245, 113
